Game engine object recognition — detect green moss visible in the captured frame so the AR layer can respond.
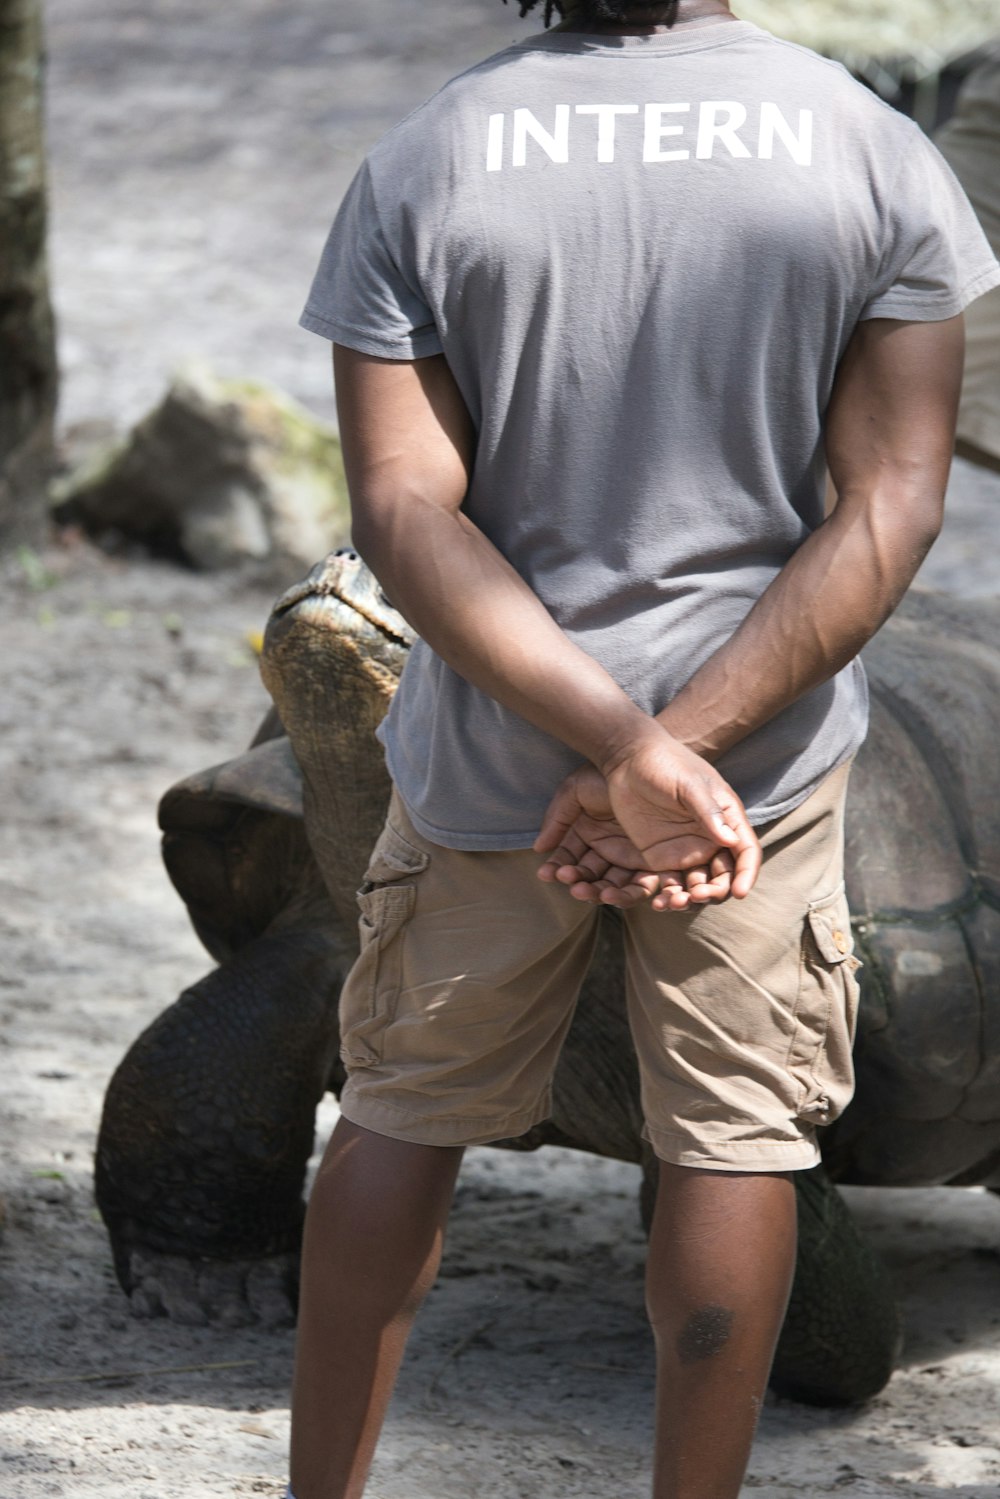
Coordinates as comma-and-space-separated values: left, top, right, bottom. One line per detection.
738, 0, 998, 68
199, 371, 350, 533
50, 364, 353, 560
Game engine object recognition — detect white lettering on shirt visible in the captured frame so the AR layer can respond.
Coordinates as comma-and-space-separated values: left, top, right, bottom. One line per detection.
758, 102, 813, 166
575, 103, 640, 163
486, 112, 505, 172
512, 105, 571, 166
643, 102, 691, 163
696, 101, 752, 160
486, 101, 815, 170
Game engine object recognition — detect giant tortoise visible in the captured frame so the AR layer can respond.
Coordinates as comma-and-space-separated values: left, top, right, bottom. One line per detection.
96, 550, 1000, 1403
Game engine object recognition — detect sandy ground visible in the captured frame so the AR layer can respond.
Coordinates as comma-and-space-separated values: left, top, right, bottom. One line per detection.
3, 3, 1000, 1496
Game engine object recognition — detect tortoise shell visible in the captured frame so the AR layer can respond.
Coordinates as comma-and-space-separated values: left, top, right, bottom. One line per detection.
158, 556, 1000, 1189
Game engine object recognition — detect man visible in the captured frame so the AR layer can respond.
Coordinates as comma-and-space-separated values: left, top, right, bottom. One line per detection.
935, 47, 1000, 475
288, 3, 1000, 1496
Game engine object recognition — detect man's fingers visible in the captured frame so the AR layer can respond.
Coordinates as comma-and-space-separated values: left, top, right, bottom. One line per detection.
681, 780, 762, 891
539, 818, 650, 877
603, 865, 659, 892
597, 884, 660, 908
702, 789, 762, 899
564, 871, 657, 905
730, 835, 763, 899
683, 850, 735, 904
561, 863, 661, 906
540, 848, 614, 888
681, 865, 712, 899
565, 879, 605, 905
649, 872, 690, 912
675, 841, 757, 905
536, 825, 591, 882
561, 847, 612, 883
647, 851, 739, 910
680, 777, 743, 848
535, 765, 616, 854
594, 867, 660, 907
635, 834, 737, 874
533, 781, 586, 854
685, 872, 733, 904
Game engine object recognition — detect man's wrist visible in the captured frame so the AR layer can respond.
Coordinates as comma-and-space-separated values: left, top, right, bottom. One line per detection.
655, 704, 726, 763
594, 713, 678, 781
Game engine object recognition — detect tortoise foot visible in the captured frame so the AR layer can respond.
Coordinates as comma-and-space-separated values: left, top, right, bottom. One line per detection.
97, 934, 345, 1299
771, 1167, 901, 1406
125, 1248, 299, 1329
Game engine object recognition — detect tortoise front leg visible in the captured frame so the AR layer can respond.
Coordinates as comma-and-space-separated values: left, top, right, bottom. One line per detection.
772, 1166, 901, 1405
96, 928, 348, 1326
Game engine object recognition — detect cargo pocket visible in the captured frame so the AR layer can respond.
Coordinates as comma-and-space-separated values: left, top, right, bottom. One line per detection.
338, 818, 430, 1069
788, 884, 863, 1127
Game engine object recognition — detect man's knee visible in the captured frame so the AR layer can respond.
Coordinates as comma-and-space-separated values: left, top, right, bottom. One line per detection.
674, 1304, 736, 1363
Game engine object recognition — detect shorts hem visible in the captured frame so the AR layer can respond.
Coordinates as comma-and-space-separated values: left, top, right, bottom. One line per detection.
339, 1086, 552, 1149
644, 1122, 821, 1172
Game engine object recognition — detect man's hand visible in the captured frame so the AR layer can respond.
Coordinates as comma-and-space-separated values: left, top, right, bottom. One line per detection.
535, 772, 738, 910
534, 731, 761, 911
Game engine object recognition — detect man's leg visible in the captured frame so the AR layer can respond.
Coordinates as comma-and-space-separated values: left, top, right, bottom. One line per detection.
289, 1118, 464, 1499
646, 1165, 796, 1499
624, 765, 858, 1497
289, 793, 599, 1498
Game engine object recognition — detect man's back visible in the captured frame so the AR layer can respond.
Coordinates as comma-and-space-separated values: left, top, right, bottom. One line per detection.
305, 20, 995, 846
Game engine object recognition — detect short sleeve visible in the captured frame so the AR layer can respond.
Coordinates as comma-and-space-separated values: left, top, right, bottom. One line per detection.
862, 123, 1000, 322
300, 161, 444, 360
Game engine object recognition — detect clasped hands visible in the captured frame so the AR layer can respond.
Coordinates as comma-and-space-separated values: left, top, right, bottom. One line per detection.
534, 723, 761, 911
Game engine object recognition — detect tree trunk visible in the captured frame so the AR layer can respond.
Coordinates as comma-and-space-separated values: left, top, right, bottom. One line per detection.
0, 0, 57, 545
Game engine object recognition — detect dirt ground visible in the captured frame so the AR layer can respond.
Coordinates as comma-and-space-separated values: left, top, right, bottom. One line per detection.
3, 3, 1000, 1497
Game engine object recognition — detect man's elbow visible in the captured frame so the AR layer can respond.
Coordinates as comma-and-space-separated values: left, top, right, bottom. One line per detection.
876, 494, 945, 596
349, 484, 458, 579
348, 505, 385, 567
909, 490, 946, 558
347, 479, 413, 557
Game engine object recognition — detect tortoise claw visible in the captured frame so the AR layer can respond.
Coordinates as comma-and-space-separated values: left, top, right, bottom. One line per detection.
125, 1249, 298, 1329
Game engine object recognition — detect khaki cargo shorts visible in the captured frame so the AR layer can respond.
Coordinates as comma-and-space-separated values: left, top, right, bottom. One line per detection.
337, 761, 860, 1171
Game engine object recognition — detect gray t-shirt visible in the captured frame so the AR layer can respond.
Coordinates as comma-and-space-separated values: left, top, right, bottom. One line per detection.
302, 20, 1000, 850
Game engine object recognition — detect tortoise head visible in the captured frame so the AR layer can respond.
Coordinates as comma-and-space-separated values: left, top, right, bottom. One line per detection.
260, 549, 414, 921
265, 548, 415, 678
261, 548, 413, 731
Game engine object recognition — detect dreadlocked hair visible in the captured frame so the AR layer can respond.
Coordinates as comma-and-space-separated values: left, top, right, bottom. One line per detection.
505, 1, 680, 26
504, 0, 562, 24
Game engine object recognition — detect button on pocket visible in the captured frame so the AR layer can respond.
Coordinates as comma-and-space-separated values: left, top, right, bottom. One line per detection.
807, 894, 860, 969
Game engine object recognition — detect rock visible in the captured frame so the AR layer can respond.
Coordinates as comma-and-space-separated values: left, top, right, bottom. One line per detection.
51, 365, 350, 573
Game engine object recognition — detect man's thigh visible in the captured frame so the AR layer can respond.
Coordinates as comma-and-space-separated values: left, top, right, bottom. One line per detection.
338, 789, 600, 1146
624, 762, 861, 1172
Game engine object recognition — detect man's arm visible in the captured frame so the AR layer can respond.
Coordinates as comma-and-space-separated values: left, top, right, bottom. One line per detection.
535, 315, 962, 907
657, 315, 963, 757
334, 344, 760, 888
